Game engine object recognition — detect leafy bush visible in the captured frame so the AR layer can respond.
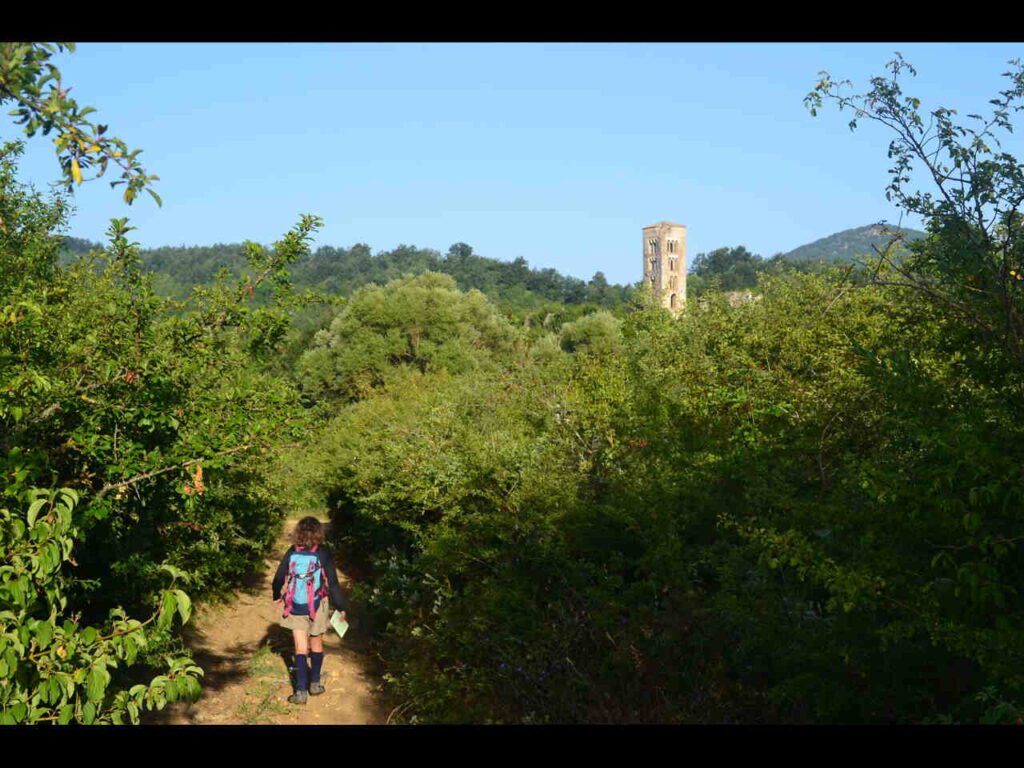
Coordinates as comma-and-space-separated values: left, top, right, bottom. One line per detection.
1, 138, 321, 722
0, 487, 199, 724
296, 261, 1024, 723
297, 272, 521, 402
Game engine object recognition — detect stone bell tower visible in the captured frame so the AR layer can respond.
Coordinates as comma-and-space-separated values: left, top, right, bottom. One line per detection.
642, 221, 687, 312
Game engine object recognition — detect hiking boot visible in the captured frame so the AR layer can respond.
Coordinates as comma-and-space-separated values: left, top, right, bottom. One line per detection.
288, 690, 308, 705
309, 682, 325, 696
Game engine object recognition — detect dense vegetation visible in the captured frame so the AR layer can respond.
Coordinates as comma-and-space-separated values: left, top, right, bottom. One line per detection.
60, 237, 635, 319
296, 265, 1024, 723
0, 129, 324, 721
0, 43, 330, 721
686, 224, 927, 297
293, 54, 1024, 723
4, 43, 1024, 725
60, 225, 917, 311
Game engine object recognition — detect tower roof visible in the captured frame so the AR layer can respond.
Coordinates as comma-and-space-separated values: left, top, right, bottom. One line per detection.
643, 221, 687, 229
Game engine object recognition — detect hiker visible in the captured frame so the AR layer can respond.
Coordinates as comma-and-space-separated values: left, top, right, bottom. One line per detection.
271, 516, 347, 705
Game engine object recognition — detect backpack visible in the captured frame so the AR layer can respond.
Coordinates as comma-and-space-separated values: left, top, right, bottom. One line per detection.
281, 545, 329, 621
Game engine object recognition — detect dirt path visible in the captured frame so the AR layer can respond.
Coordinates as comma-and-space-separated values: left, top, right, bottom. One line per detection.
157, 521, 387, 725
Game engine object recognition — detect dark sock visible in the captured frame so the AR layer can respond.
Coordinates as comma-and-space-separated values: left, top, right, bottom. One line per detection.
310, 651, 324, 684
295, 654, 309, 692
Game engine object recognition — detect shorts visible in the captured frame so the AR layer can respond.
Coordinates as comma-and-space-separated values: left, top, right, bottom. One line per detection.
279, 601, 331, 636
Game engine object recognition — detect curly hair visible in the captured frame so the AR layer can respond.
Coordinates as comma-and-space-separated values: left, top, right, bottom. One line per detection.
293, 516, 325, 549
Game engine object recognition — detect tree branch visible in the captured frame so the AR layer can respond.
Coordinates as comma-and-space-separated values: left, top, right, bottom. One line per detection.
93, 442, 264, 500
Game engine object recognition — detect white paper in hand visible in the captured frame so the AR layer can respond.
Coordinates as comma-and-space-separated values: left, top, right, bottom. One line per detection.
330, 610, 349, 639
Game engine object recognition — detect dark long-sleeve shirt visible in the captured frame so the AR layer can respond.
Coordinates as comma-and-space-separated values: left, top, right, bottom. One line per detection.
271, 545, 346, 614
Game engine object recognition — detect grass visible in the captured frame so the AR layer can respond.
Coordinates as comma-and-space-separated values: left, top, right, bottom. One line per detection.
235, 643, 291, 724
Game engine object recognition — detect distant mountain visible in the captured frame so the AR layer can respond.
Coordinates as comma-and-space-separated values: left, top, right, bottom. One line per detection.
782, 224, 926, 264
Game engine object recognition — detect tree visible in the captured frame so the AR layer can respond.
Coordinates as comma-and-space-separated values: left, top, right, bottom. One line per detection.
446, 242, 474, 262
1, 43, 160, 205
297, 272, 519, 402
807, 53, 1024, 366
1, 43, 324, 722
0, 143, 202, 723
1, 142, 323, 721
690, 245, 764, 293
586, 271, 610, 305
559, 310, 622, 357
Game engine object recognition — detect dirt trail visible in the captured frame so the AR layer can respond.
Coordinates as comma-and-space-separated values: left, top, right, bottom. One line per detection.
157, 521, 387, 725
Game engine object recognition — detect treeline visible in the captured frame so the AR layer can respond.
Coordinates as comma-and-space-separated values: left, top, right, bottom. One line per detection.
689, 245, 835, 297
688, 225, 925, 297
61, 237, 636, 315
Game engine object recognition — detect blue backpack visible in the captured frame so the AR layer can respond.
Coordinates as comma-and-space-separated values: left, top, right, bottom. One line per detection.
281, 545, 328, 621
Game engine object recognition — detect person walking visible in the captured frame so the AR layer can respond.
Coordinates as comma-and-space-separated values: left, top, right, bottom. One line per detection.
271, 516, 347, 704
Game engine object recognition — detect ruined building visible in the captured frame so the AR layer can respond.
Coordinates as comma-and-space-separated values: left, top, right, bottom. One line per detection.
642, 221, 686, 312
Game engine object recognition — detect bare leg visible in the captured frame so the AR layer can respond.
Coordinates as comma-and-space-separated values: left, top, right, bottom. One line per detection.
310, 634, 324, 653
293, 629, 309, 656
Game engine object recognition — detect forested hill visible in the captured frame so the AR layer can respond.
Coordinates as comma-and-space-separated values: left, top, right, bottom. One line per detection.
781, 224, 927, 264
59, 237, 632, 310
60, 222, 928, 308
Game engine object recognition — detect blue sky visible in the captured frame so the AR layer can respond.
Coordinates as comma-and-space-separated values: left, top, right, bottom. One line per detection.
11, 43, 1024, 285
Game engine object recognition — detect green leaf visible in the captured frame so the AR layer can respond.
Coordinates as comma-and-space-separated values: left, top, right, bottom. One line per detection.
159, 563, 187, 581
27, 497, 47, 528
48, 676, 62, 705
124, 634, 137, 665
157, 591, 176, 630
173, 589, 191, 624
86, 664, 109, 702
